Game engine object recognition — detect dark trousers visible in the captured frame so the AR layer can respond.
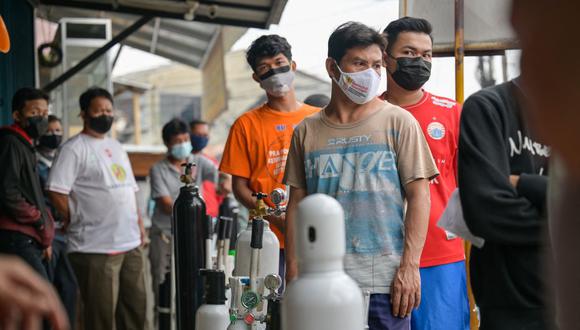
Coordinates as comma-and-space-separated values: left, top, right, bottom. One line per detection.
369, 294, 411, 330
44, 237, 78, 328
0, 229, 48, 279
479, 308, 557, 330
68, 248, 147, 330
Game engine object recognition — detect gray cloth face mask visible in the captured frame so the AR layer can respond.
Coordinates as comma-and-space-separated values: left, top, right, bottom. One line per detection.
259, 65, 295, 97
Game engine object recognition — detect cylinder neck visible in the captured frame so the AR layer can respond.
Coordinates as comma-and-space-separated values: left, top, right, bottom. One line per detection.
201, 270, 226, 304
299, 259, 344, 274
245, 219, 270, 230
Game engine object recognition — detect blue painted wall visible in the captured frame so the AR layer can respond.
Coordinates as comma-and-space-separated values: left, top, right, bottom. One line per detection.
0, 0, 36, 125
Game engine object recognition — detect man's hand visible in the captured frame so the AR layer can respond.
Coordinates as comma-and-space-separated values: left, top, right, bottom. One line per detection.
42, 246, 52, 261
48, 192, 70, 232
0, 256, 69, 330
265, 214, 286, 235
61, 217, 70, 233
390, 264, 421, 318
509, 175, 520, 188
138, 216, 148, 248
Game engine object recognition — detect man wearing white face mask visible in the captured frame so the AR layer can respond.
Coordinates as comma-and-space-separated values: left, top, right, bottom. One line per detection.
148, 118, 217, 325
284, 22, 438, 330
220, 35, 320, 279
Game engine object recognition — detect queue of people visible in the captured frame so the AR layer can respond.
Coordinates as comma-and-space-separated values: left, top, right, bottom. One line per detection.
0, 10, 568, 330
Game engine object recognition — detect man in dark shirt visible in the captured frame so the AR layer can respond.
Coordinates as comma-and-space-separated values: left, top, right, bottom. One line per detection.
0, 87, 54, 279
458, 79, 554, 330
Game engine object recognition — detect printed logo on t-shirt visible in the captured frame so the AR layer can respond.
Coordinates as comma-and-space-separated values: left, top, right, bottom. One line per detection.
427, 122, 446, 140
275, 124, 287, 132
111, 163, 127, 182
431, 96, 456, 109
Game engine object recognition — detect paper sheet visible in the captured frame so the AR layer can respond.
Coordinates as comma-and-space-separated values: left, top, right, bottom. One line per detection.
437, 188, 485, 248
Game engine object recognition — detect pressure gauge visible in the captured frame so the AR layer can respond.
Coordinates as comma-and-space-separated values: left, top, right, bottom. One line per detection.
241, 291, 260, 309
264, 274, 283, 292
270, 188, 287, 205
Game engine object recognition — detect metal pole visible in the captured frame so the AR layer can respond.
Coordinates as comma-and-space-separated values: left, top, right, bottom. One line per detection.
454, 0, 464, 103
502, 51, 509, 82
132, 92, 142, 144
42, 16, 152, 93
112, 44, 124, 70
455, 1, 478, 329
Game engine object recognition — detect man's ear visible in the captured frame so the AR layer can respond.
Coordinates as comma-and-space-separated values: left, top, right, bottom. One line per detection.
383, 52, 396, 73
382, 51, 389, 67
252, 72, 260, 84
325, 58, 338, 81
12, 111, 22, 124
291, 60, 297, 71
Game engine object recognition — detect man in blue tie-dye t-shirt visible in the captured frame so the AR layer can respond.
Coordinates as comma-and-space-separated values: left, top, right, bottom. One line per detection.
283, 22, 438, 330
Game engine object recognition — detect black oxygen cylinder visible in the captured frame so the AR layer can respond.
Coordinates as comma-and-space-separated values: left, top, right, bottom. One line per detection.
219, 195, 240, 250
266, 298, 281, 330
172, 163, 207, 330
158, 272, 172, 330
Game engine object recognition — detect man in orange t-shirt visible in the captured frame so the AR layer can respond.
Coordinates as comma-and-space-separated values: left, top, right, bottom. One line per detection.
219, 34, 319, 277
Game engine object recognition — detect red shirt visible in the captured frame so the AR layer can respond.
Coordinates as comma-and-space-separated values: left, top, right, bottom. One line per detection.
382, 91, 465, 267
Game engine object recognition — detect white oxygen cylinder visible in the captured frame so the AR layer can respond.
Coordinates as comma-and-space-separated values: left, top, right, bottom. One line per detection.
196, 270, 229, 330
196, 304, 229, 330
282, 194, 365, 330
233, 220, 279, 277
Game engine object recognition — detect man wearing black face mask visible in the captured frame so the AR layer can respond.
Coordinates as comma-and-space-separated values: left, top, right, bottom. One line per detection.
47, 87, 147, 330
190, 119, 220, 218
381, 17, 469, 330
37, 115, 63, 188
0, 87, 55, 280
36, 115, 79, 327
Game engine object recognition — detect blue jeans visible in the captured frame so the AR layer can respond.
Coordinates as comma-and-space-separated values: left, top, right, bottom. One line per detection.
0, 230, 48, 279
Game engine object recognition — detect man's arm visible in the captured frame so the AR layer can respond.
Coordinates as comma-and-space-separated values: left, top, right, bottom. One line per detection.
0, 256, 70, 330
511, 174, 548, 211
391, 178, 430, 318
48, 191, 70, 231
0, 138, 42, 225
284, 186, 307, 283
459, 91, 544, 245
232, 175, 257, 210
155, 196, 174, 215
136, 194, 147, 247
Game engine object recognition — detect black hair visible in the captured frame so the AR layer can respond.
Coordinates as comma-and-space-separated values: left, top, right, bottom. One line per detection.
189, 119, 208, 129
11, 88, 49, 113
162, 118, 189, 144
79, 87, 113, 112
246, 34, 292, 72
383, 17, 433, 55
304, 94, 330, 108
48, 114, 61, 123
328, 22, 387, 64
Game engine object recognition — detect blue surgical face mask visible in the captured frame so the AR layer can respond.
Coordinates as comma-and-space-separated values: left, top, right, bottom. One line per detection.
170, 141, 193, 160
190, 134, 209, 153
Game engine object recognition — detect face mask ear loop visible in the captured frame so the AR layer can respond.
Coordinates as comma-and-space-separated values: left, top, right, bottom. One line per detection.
331, 59, 345, 83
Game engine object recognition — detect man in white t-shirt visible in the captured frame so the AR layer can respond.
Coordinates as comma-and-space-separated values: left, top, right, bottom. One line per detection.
47, 87, 147, 330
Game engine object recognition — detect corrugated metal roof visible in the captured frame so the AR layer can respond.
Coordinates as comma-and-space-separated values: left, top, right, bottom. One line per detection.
37, 0, 287, 29
37, 0, 287, 67
38, 5, 247, 68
